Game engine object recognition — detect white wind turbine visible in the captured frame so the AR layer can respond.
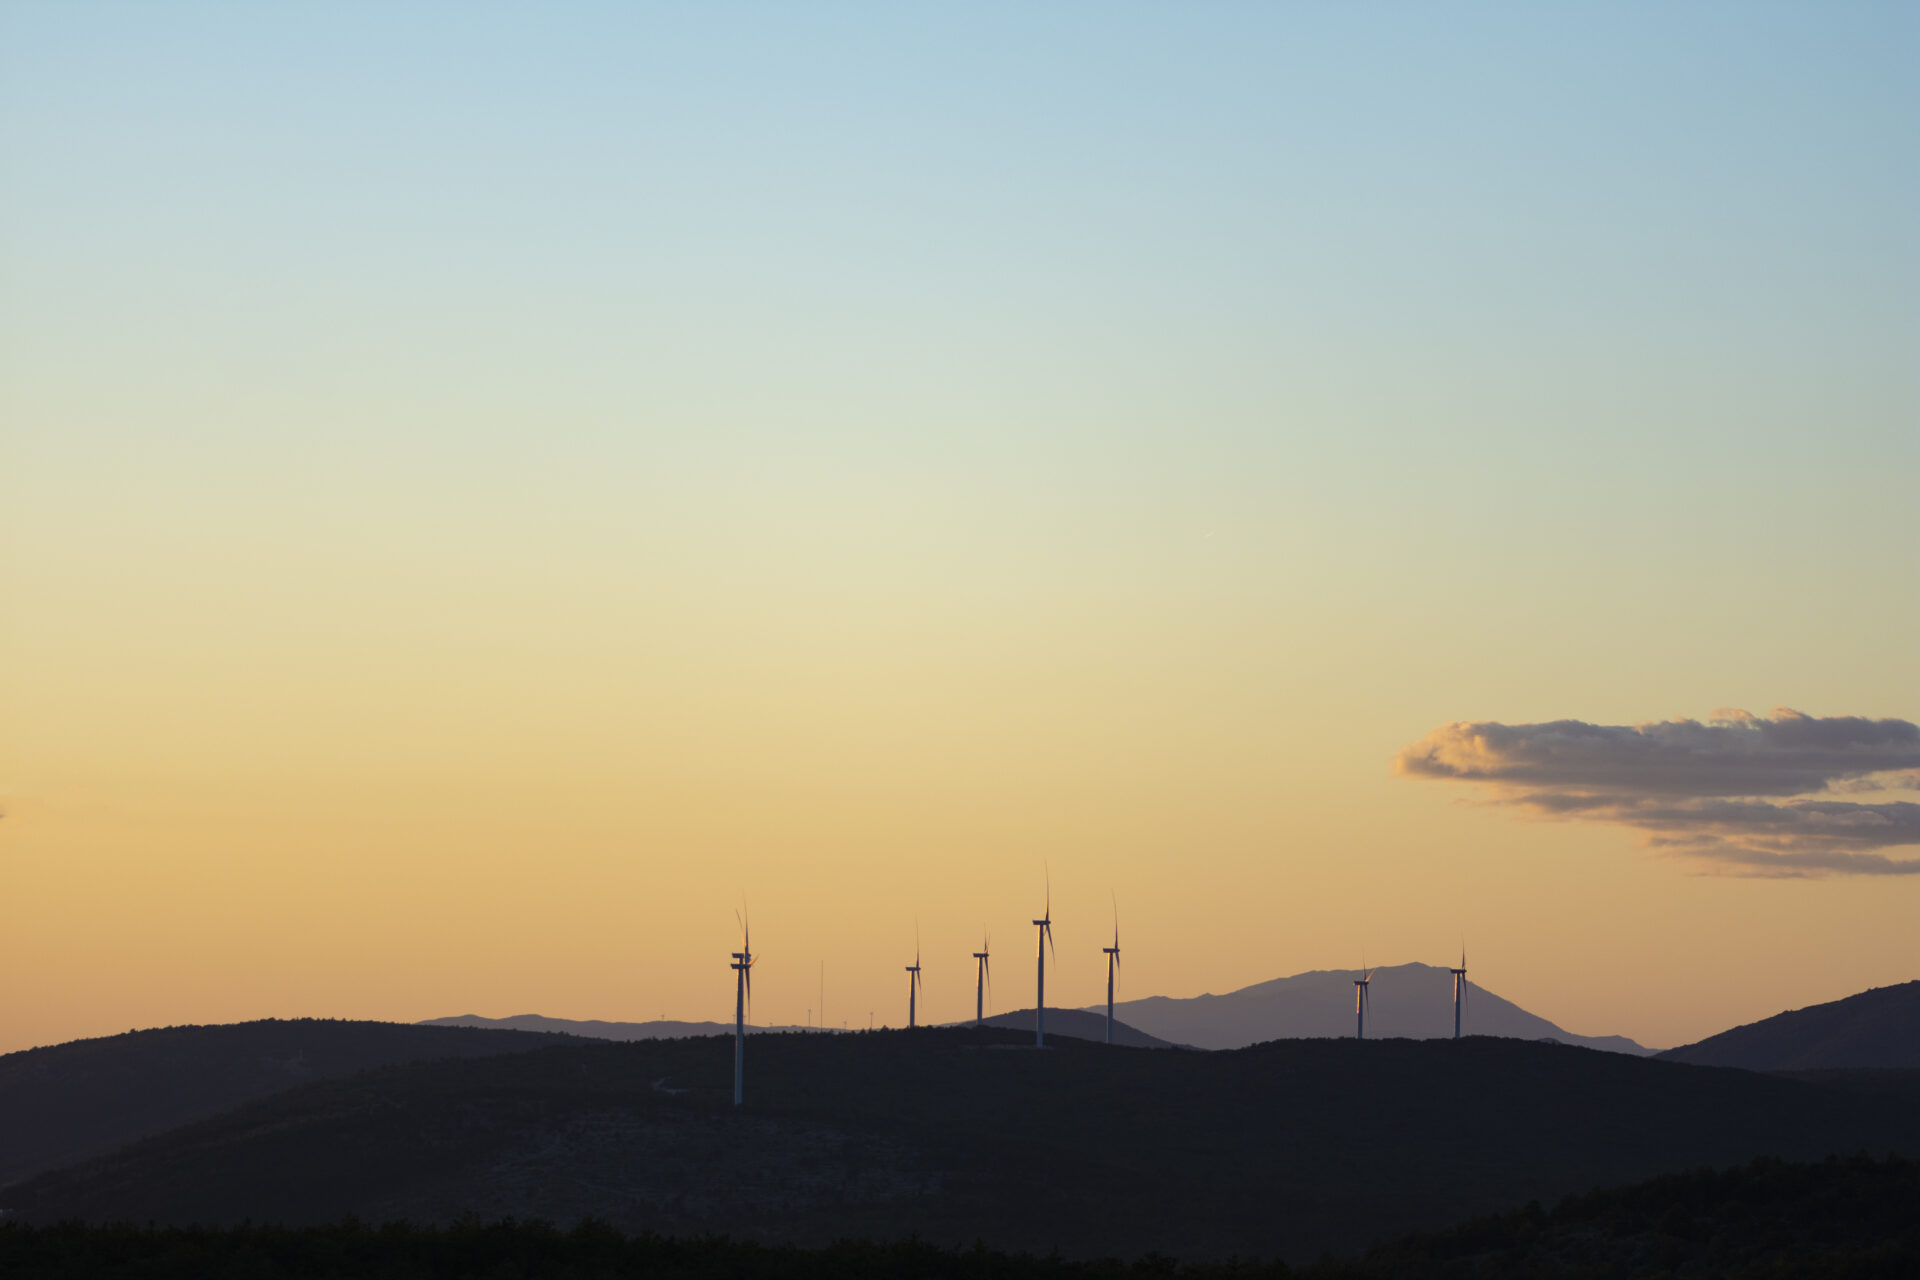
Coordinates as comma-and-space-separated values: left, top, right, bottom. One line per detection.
1450, 946, 1469, 1039
973, 931, 991, 1025
1353, 961, 1373, 1040
905, 930, 924, 1029
1033, 875, 1056, 1048
1103, 897, 1121, 1045
730, 907, 754, 1107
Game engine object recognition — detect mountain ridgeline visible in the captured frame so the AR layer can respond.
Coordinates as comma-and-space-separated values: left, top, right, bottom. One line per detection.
1657, 980, 1920, 1071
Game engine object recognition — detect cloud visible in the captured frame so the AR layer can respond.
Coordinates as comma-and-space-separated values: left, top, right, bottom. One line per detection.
1394, 709, 1920, 877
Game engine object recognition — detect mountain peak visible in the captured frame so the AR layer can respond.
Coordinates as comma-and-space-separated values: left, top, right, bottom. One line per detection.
1099, 964, 1651, 1053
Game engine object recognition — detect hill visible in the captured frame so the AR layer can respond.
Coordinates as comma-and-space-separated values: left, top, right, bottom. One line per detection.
1104, 962, 1651, 1053
967, 1007, 1176, 1047
0, 1019, 559, 1189
1658, 980, 1920, 1071
9, 1027, 1914, 1263
427, 1008, 1175, 1049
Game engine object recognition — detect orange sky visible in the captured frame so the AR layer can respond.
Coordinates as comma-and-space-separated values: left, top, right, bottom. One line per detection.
4, 4, 1916, 1055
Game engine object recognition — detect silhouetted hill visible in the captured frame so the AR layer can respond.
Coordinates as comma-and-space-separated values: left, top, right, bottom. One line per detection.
1657, 980, 1920, 1071
1105, 963, 1651, 1053
964, 1007, 1176, 1047
0, 1020, 559, 1189
9, 1027, 1913, 1263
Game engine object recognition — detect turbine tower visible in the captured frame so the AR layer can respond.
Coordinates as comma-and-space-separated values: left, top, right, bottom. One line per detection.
730, 908, 754, 1108
906, 932, 923, 1029
1033, 875, 1055, 1048
1450, 946, 1469, 1039
973, 932, 991, 1025
1103, 897, 1121, 1045
1353, 963, 1373, 1040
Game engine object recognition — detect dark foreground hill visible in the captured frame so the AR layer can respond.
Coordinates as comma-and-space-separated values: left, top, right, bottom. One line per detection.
4, 1155, 1915, 1278
0, 1020, 560, 1188
1658, 979, 1920, 1071
1355, 1152, 1920, 1277
9, 1028, 1917, 1263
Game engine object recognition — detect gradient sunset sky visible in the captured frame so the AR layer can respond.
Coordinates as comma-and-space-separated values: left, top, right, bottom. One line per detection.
3, 3, 1916, 1055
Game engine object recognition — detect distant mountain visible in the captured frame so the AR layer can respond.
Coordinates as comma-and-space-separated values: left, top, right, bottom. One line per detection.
1658, 980, 1920, 1071
421, 1014, 768, 1039
9, 1028, 1914, 1263
424, 1009, 1175, 1049
1098, 962, 1652, 1054
0, 1019, 558, 1189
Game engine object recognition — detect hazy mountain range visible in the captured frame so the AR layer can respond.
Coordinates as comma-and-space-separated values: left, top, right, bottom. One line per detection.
1100, 961, 1654, 1053
426, 962, 1651, 1054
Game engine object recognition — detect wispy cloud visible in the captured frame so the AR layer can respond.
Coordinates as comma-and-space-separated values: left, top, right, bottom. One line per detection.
1394, 709, 1920, 877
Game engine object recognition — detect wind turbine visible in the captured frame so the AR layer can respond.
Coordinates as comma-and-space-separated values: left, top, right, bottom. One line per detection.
1353, 962, 1373, 1040
730, 907, 754, 1108
905, 930, 924, 1029
973, 932, 991, 1025
1103, 897, 1121, 1045
1450, 946, 1469, 1040
1033, 874, 1055, 1048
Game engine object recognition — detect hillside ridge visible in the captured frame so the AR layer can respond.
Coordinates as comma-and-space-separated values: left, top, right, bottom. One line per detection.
1658, 979, 1920, 1071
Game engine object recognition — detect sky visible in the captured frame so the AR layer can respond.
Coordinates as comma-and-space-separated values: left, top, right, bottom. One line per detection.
2, 2, 1916, 1055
